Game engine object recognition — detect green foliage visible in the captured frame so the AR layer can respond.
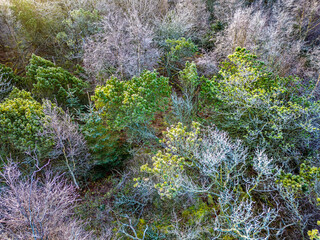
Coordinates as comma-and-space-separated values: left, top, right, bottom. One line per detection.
26, 54, 55, 83
0, 88, 53, 155
93, 70, 171, 131
89, 70, 170, 167
9, 0, 65, 52
162, 38, 198, 77
136, 122, 201, 199
26, 54, 89, 108
277, 163, 320, 195
56, 8, 100, 62
172, 62, 205, 124
178, 61, 201, 98
200, 47, 320, 165
0, 64, 16, 81
182, 199, 212, 225
82, 107, 129, 168
0, 64, 27, 92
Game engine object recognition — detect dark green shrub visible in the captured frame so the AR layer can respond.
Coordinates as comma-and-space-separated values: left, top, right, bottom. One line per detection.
26, 54, 89, 108
26, 54, 55, 83
86, 70, 171, 168
82, 107, 129, 168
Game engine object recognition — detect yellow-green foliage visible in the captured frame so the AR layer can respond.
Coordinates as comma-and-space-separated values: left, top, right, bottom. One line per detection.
0, 88, 52, 155
26, 54, 55, 84
201, 47, 320, 163
136, 122, 201, 199
308, 223, 320, 240
139, 151, 186, 199
159, 121, 201, 159
162, 37, 198, 77
93, 70, 171, 131
165, 38, 198, 62
182, 199, 212, 225
9, 0, 65, 52
277, 163, 320, 195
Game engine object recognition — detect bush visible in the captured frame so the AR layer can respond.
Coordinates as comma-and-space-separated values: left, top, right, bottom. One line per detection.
9, 0, 66, 55
213, 1, 320, 77
0, 88, 53, 156
201, 48, 320, 166
161, 38, 198, 78
87, 70, 170, 168
26, 54, 89, 108
0, 162, 90, 239
81, 105, 129, 169
171, 61, 204, 124
276, 162, 320, 238
26, 54, 55, 83
136, 122, 278, 238
93, 70, 171, 131
42, 100, 92, 187
155, 0, 209, 44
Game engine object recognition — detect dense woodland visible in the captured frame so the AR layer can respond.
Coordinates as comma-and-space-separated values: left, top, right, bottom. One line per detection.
0, 0, 320, 239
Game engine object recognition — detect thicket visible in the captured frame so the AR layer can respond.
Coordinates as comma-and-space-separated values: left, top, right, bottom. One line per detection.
0, 0, 320, 239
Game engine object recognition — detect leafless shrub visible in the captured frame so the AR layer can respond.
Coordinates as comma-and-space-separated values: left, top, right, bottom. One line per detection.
167, 210, 202, 240
0, 72, 12, 102
212, 0, 245, 23
280, 0, 320, 41
0, 0, 12, 45
98, 226, 113, 240
215, 7, 267, 57
214, 5, 305, 76
0, 162, 90, 240
171, 92, 195, 125
117, 216, 149, 240
213, 0, 320, 77
83, 1, 161, 80
114, 169, 155, 216
213, 190, 278, 239
114, 0, 168, 24
42, 100, 91, 188
195, 51, 219, 77
156, 0, 209, 42
308, 46, 320, 80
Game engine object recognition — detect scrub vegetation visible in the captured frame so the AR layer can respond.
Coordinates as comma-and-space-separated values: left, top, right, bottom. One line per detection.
0, 0, 320, 239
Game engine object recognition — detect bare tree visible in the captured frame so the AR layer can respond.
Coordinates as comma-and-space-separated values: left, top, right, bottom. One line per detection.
0, 162, 91, 240
157, 0, 209, 42
83, 1, 161, 80
42, 100, 91, 188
